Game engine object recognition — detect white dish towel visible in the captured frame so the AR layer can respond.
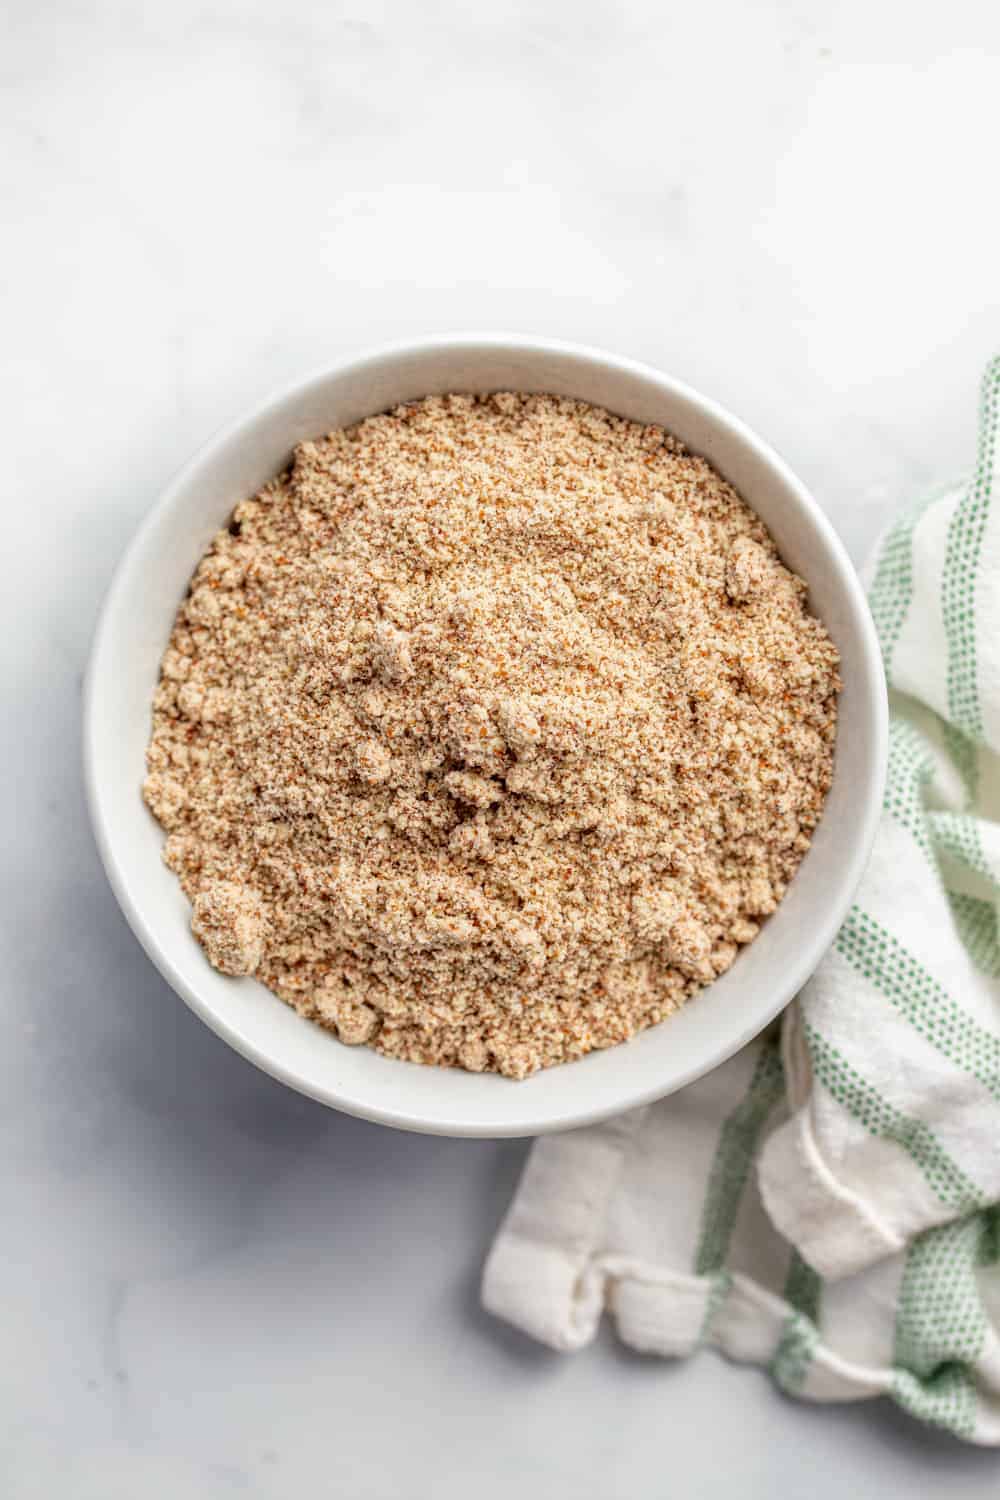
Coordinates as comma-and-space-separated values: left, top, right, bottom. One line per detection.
483, 359, 1000, 1444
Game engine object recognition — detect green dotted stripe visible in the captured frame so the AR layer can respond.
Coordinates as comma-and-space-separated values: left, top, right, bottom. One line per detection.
697, 1269, 733, 1346
770, 1313, 818, 1396
866, 490, 941, 684
891, 1216, 990, 1440
896, 1217, 990, 1374
694, 1042, 784, 1276
892, 1359, 978, 1439
941, 719, 982, 807
836, 908, 1000, 1099
782, 1250, 822, 1327
866, 477, 956, 682
803, 1025, 985, 1214
930, 811, 998, 891
881, 722, 994, 913
943, 356, 1000, 744
980, 1206, 1000, 1268
946, 892, 1000, 979
883, 718, 937, 859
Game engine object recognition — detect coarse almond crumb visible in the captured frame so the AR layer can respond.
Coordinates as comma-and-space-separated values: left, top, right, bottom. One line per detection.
144, 393, 840, 1079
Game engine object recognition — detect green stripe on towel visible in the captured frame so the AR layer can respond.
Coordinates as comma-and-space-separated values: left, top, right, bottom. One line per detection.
804, 1026, 986, 1213
694, 1042, 784, 1276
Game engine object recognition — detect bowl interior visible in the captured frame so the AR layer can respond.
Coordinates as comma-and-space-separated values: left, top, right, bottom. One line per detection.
86, 338, 886, 1136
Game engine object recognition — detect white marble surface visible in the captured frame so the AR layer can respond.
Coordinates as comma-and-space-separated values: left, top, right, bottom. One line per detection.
3, 1, 1000, 1493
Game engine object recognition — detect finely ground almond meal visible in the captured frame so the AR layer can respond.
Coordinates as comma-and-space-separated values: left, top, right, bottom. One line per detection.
144, 393, 840, 1078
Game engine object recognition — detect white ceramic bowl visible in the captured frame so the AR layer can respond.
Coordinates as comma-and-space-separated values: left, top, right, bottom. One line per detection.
85, 336, 887, 1137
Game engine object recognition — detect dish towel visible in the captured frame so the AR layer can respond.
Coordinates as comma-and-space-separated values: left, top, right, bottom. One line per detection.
483, 358, 1000, 1445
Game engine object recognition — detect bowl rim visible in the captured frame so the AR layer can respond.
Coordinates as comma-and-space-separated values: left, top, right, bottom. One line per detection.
84, 333, 888, 1136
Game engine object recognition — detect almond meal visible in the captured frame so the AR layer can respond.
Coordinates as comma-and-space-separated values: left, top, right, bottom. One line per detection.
143, 393, 839, 1078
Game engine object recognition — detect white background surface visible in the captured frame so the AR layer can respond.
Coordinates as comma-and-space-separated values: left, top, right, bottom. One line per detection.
3, 1, 1000, 1494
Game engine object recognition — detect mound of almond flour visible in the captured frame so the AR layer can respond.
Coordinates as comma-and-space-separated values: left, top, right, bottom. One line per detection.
143, 393, 840, 1079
